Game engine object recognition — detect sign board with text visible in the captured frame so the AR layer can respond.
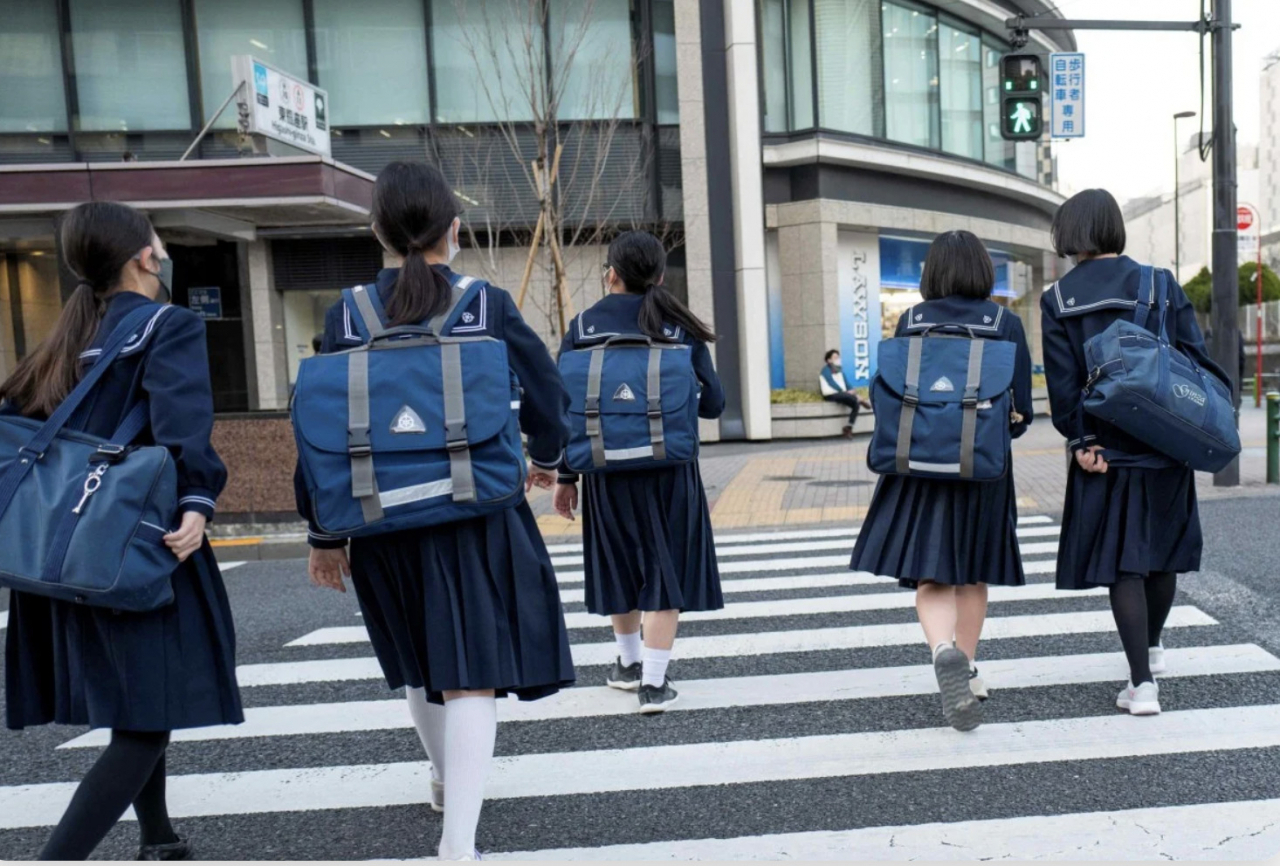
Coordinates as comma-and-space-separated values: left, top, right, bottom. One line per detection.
1238, 203, 1260, 265
188, 287, 223, 320
1050, 52, 1085, 138
232, 55, 330, 157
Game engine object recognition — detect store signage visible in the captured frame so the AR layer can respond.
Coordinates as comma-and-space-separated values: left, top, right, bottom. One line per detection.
839, 231, 882, 388
232, 55, 330, 157
189, 287, 223, 320
1050, 52, 1085, 139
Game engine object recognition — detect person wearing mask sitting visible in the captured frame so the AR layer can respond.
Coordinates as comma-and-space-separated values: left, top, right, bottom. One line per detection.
820, 349, 871, 438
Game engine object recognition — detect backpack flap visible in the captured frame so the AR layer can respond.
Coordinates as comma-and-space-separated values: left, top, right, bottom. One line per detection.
875, 335, 1015, 403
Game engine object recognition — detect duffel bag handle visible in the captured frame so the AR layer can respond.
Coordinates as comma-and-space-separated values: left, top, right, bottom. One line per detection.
919, 323, 978, 339
602, 334, 655, 348
368, 325, 439, 344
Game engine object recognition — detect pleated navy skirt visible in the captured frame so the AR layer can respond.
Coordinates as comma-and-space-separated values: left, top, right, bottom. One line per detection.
850, 461, 1025, 589
579, 462, 723, 616
5, 542, 243, 732
348, 501, 575, 704
1055, 463, 1201, 589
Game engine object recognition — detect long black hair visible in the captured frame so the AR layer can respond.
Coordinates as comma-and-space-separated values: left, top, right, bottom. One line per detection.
608, 231, 716, 343
919, 230, 995, 301
1051, 188, 1126, 258
372, 161, 461, 327
0, 202, 153, 417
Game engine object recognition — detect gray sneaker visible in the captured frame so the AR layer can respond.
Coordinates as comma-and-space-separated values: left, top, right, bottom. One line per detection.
606, 658, 642, 691
934, 645, 982, 731
637, 677, 679, 714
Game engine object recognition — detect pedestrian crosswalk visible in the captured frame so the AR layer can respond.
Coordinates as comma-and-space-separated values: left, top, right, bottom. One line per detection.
3, 515, 1280, 860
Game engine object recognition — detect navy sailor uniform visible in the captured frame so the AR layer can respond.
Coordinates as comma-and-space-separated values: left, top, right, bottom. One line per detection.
4, 291, 243, 732
1040, 255, 1231, 589
295, 266, 575, 704
850, 296, 1034, 589
557, 292, 726, 615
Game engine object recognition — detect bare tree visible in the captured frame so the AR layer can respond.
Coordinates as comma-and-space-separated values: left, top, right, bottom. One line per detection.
431, 0, 673, 339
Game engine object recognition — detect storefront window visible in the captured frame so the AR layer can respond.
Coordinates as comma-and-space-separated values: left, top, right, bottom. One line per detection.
982, 39, 1014, 170
313, 0, 429, 127
0, 0, 68, 133
788, 0, 814, 129
70, 0, 191, 132
555, 0, 638, 121
938, 22, 981, 159
881, 2, 938, 149
653, 0, 679, 124
194, 0, 308, 127
758, 0, 788, 133
431, 0, 540, 123
815, 0, 879, 136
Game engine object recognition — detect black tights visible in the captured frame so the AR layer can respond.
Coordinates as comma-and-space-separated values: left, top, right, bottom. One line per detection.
1109, 571, 1178, 686
39, 729, 177, 861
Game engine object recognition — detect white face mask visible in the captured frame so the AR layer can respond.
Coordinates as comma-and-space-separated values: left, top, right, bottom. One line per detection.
445, 217, 461, 265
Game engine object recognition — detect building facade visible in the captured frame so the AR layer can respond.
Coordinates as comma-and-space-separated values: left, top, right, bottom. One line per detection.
0, 0, 1072, 518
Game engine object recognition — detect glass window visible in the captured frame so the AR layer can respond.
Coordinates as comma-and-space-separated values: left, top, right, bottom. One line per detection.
758, 0, 787, 133
881, 1, 937, 149
430, 0, 540, 123
788, 0, 813, 129
981, 40, 1014, 169
313, 0, 428, 127
938, 22, 981, 159
194, 0, 308, 126
0, 0, 68, 133
70, 0, 190, 132
653, 0, 678, 124
555, 0, 637, 121
815, 0, 879, 136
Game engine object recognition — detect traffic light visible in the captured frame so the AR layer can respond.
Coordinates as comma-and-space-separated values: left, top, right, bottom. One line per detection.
1000, 53, 1043, 141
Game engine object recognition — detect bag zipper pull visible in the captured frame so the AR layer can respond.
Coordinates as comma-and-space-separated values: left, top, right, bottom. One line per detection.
72, 464, 109, 516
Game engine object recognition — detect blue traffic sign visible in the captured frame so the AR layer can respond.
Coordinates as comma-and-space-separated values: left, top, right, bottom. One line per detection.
1050, 52, 1085, 138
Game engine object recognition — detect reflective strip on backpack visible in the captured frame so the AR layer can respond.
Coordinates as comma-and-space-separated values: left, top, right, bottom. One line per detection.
585, 349, 606, 468
958, 339, 985, 480
441, 341, 476, 503
647, 347, 666, 462
894, 337, 924, 475
347, 351, 384, 523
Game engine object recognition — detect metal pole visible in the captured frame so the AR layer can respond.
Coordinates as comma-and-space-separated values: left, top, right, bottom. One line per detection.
180, 81, 244, 162
1210, 0, 1240, 486
1174, 117, 1181, 279
1257, 239, 1264, 408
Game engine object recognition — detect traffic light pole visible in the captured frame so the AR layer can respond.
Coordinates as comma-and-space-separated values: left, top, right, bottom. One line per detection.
1008, 6, 1242, 486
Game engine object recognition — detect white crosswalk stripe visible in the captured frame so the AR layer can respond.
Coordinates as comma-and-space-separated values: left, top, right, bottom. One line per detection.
8, 514, 1280, 860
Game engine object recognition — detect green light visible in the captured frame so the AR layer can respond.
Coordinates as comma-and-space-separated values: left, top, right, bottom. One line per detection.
1004, 81, 1012, 91
1008, 101, 1036, 134
1030, 80, 1038, 90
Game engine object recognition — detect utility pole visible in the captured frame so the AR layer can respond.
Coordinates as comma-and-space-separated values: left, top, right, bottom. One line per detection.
1209, 0, 1240, 486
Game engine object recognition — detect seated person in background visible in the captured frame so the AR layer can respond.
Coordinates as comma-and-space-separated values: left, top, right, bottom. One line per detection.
819, 349, 871, 439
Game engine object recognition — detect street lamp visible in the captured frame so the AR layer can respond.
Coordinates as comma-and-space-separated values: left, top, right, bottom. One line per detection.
1173, 111, 1196, 280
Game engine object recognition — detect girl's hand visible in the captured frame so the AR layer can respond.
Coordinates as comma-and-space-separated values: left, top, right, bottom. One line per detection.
164, 511, 207, 563
1075, 445, 1109, 474
553, 483, 579, 520
527, 463, 557, 492
309, 547, 351, 592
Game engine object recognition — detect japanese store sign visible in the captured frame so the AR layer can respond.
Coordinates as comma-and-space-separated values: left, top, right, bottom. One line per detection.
232, 56, 330, 157
1050, 52, 1085, 139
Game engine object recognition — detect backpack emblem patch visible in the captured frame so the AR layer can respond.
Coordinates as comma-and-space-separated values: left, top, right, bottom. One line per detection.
613, 383, 636, 402
390, 405, 426, 434
461, 312, 475, 324
930, 376, 956, 393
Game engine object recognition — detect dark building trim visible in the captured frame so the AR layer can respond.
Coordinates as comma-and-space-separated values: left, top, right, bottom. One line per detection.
701, 0, 745, 439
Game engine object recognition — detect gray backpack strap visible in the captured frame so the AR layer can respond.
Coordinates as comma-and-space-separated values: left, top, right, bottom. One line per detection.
349, 285, 388, 340
958, 339, 985, 480
585, 348, 607, 468
428, 275, 477, 337
895, 337, 924, 474
346, 349, 384, 523
440, 341, 476, 503
647, 347, 666, 461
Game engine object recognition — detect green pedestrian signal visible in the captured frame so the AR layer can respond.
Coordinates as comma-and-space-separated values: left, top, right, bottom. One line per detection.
1000, 53, 1044, 141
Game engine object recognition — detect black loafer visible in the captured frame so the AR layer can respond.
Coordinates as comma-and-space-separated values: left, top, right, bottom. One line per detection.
137, 837, 193, 861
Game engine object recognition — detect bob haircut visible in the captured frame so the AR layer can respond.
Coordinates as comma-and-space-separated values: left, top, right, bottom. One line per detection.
1051, 188, 1126, 258
919, 230, 995, 301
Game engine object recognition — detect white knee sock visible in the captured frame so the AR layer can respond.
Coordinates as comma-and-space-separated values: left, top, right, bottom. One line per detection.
641, 647, 672, 688
438, 696, 497, 860
615, 630, 643, 667
406, 687, 446, 783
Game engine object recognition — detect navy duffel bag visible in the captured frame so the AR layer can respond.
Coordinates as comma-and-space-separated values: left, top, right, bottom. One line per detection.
1080, 264, 1240, 472
0, 305, 180, 612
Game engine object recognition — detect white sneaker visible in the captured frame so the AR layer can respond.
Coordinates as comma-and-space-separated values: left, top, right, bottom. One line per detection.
969, 666, 988, 701
1116, 681, 1161, 715
429, 775, 444, 813
1149, 643, 1166, 675
439, 851, 481, 861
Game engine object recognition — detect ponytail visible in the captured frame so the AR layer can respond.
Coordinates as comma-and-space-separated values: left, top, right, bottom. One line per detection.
638, 282, 716, 344
608, 230, 716, 344
372, 162, 460, 327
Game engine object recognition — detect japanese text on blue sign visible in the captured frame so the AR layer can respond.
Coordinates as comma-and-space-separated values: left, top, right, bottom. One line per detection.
1050, 52, 1085, 138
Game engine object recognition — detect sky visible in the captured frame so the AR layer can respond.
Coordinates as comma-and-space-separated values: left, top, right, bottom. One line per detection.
1050, 0, 1280, 203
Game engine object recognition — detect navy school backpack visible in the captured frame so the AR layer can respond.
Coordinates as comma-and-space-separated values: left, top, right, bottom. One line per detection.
1079, 264, 1240, 472
0, 305, 180, 611
291, 274, 526, 537
867, 325, 1017, 481
559, 328, 700, 474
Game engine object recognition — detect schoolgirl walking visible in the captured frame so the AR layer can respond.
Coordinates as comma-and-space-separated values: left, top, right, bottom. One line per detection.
1041, 189, 1234, 716
0, 202, 243, 860
851, 230, 1034, 732
552, 231, 725, 712
294, 161, 575, 861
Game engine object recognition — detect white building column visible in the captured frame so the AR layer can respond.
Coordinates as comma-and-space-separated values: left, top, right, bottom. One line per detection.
240, 240, 289, 411
723, 0, 772, 439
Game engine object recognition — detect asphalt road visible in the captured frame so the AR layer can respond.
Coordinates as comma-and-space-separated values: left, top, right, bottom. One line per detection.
0, 495, 1278, 860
